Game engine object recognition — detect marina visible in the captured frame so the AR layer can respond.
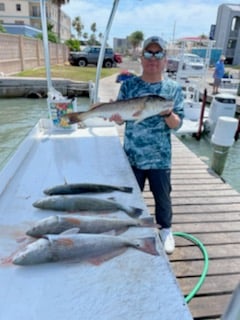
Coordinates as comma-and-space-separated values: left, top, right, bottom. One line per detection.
0, 1, 240, 318
0, 72, 240, 320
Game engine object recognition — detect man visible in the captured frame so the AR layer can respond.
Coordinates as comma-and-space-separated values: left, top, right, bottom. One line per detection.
212, 55, 226, 95
110, 36, 184, 254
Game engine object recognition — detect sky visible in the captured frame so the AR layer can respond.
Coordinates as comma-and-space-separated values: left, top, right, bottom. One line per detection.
62, 0, 235, 46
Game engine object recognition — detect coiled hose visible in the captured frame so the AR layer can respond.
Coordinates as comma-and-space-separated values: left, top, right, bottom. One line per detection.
173, 232, 209, 303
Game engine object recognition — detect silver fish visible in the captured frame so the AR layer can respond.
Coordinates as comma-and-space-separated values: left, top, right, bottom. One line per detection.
12, 233, 159, 265
26, 215, 158, 237
32, 195, 143, 218
60, 95, 172, 125
44, 183, 133, 196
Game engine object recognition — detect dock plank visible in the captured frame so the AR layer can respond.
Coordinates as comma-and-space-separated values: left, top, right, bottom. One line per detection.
169, 136, 240, 319
188, 295, 232, 319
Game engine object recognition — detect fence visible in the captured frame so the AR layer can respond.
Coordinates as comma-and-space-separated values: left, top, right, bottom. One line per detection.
0, 33, 69, 75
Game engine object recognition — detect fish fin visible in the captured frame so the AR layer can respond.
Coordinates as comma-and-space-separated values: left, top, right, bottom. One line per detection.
127, 207, 143, 218
132, 110, 142, 118
60, 228, 80, 235
88, 248, 127, 265
134, 236, 159, 256
139, 217, 160, 228
89, 102, 103, 110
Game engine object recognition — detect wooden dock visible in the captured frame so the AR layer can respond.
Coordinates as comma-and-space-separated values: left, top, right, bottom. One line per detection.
99, 74, 240, 319
143, 135, 240, 319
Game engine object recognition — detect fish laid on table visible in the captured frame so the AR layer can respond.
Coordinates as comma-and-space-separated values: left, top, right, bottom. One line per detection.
26, 215, 158, 237
12, 232, 159, 266
44, 183, 133, 196
33, 195, 143, 218
60, 95, 172, 125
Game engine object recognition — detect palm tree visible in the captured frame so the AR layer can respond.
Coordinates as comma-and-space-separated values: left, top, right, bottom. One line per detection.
51, 0, 70, 41
128, 31, 144, 59
72, 16, 84, 40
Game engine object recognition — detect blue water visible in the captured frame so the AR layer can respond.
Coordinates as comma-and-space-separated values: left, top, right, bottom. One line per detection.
0, 98, 240, 193
0, 97, 89, 170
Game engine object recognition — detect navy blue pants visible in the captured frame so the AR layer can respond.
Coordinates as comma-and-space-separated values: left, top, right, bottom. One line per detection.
132, 166, 172, 228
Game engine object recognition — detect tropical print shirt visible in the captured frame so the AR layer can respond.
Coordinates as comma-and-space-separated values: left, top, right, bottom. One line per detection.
117, 76, 184, 169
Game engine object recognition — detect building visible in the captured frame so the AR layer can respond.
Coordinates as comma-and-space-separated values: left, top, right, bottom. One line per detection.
113, 37, 132, 54
0, 0, 71, 41
214, 3, 240, 64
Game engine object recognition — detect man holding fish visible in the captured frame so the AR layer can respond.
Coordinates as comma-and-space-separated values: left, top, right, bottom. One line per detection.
110, 36, 184, 254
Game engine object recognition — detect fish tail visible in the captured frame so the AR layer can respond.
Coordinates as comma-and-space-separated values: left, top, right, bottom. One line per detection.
117, 186, 133, 193
139, 217, 160, 228
134, 236, 159, 256
61, 111, 89, 125
126, 207, 143, 218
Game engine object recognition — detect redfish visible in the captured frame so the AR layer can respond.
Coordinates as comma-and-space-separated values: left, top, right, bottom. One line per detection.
60, 95, 172, 125
26, 215, 158, 237
12, 232, 159, 265
44, 183, 133, 195
32, 195, 143, 218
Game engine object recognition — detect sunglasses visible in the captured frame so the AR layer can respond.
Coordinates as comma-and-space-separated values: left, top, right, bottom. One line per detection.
143, 50, 165, 60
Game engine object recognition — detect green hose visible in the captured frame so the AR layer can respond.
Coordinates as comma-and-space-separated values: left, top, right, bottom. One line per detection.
173, 232, 209, 303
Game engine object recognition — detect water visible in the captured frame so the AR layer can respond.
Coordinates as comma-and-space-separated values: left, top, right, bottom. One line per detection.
0, 98, 240, 193
0, 97, 89, 170
178, 134, 240, 193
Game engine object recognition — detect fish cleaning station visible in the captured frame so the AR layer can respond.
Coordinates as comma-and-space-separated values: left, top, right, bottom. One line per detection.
0, 1, 240, 320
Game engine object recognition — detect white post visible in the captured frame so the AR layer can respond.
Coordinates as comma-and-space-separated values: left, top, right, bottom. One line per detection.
210, 116, 238, 175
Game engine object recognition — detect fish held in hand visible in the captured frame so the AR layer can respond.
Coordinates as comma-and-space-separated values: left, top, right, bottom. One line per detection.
12, 233, 159, 266
61, 95, 172, 125
26, 215, 158, 237
32, 195, 143, 218
44, 183, 133, 196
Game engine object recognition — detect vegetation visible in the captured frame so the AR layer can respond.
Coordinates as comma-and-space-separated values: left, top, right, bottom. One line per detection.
0, 24, 6, 33
127, 31, 144, 58
72, 16, 84, 39
14, 65, 119, 82
36, 22, 58, 43
65, 38, 80, 51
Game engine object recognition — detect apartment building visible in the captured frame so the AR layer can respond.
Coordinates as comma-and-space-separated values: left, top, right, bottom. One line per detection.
0, 0, 71, 41
214, 3, 240, 65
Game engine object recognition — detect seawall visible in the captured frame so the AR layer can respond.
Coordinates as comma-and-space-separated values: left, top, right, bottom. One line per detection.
0, 77, 90, 98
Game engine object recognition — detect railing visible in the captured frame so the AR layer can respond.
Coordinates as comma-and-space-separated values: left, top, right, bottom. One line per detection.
0, 33, 69, 75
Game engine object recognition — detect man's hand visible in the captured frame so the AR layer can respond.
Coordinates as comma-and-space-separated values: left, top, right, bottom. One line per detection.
160, 108, 173, 117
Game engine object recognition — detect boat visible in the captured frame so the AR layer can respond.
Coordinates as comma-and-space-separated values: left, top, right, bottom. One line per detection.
0, 1, 192, 319
174, 78, 208, 139
171, 46, 240, 142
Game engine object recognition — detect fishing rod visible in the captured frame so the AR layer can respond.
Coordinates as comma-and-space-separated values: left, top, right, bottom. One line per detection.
93, 0, 120, 103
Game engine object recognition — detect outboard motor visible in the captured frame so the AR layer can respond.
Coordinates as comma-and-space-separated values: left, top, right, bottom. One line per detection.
204, 93, 236, 137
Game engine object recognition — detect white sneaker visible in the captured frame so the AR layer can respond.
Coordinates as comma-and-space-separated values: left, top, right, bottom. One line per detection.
159, 228, 175, 254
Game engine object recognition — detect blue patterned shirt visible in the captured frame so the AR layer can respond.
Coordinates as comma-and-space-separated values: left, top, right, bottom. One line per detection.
117, 76, 184, 169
